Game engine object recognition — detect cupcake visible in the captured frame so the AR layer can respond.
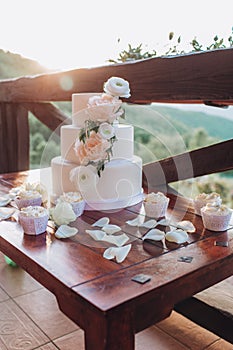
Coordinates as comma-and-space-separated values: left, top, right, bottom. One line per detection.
15, 190, 42, 210
201, 203, 232, 232
193, 192, 222, 216
18, 206, 49, 235
58, 192, 85, 217
144, 192, 170, 219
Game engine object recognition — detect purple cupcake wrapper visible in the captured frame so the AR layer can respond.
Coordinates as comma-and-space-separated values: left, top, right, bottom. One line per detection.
19, 213, 49, 235
144, 198, 169, 219
201, 211, 232, 232
71, 200, 85, 217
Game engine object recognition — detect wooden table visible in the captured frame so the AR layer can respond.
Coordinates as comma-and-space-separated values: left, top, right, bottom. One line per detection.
0, 169, 233, 350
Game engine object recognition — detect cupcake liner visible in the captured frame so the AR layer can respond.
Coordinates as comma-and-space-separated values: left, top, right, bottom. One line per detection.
144, 198, 169, 219
19, 213, 49, 235
15, 196, 42, 210
201, 211, 232, 232
71, 200, 85, 217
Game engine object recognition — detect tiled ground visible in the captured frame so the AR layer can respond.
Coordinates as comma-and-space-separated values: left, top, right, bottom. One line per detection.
0, 252, 232, 350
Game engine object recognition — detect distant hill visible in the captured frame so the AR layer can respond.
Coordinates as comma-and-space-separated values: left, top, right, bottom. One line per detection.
124, 103, 233, 143
0, 49, 49, 79
150, 104, 233, 141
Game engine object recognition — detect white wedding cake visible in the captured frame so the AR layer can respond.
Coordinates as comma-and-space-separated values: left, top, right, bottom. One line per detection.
51, 77, 143, 210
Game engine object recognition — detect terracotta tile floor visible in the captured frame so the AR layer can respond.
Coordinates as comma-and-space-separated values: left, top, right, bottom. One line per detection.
0, 252, 232, 350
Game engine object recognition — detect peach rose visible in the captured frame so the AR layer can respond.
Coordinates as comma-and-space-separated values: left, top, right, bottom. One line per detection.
88, 93, 119, 107
75, 131, 109, 164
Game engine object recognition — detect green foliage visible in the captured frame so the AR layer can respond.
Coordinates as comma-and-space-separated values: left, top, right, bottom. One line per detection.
29, 114, 60, 168
109, 29, 233, 63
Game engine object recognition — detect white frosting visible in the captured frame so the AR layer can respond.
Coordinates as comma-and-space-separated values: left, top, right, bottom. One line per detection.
195, 192, 221, 203
59, 192, 83, 203
51, 156, 142, 204
20, 206, 48, 218
144, 192, 168, 204
201, 203, 231, 216
17, 190, 41, 200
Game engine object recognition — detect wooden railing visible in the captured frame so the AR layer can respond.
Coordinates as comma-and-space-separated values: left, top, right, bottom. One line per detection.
0, 48, 233, 187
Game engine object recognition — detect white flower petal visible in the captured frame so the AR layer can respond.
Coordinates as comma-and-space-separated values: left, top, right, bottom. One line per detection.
104, 233, 129, 247
92, 217, 110, 227
157, 218, 170, 226
103, 244, 132, 263
126, 217, 143, 226
115, 244, 132, 263
55, 225, 78, 239
140, 219, 157, 228
86, 229, 106, 241
0, 194, 11, 207
176, 220, 196, 233
0, 207, 15, 220
165, 229, 188, 244
142, 229, 165, 241
102, 224, 121, 234
103, 247, 116, 260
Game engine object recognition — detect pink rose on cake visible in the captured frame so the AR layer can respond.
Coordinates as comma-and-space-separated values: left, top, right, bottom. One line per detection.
75, 131, 110, 165
88, 93, 119, 107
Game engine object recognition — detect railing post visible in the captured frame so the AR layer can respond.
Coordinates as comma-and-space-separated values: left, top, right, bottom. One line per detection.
0, 103, 29, 173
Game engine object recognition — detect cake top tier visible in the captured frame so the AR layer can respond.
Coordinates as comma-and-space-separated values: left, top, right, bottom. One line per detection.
72, 76, 130, 127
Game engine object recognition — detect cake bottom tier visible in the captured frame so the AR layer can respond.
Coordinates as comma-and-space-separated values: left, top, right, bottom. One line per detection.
51, 156, 143, 210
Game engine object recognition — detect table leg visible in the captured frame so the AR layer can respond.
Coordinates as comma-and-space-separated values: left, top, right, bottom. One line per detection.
84, 312, 135, 350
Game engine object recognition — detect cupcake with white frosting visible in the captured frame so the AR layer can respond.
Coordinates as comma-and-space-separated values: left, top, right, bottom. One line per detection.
15, 190, 42, 210
201, 203, 232, 232
193, 192, 222, 216
18, 206, 49, 235
58, 192, 85, 217
144, 192, 170, 218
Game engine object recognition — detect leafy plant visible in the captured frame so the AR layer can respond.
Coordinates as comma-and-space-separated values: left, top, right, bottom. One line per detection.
109, 29, 233, 63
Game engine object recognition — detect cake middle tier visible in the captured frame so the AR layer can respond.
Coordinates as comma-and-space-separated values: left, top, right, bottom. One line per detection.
51, 155, 142, 208
61, 123, 134, 163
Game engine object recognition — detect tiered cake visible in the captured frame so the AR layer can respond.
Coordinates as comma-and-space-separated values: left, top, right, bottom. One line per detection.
51, 77, 143, 210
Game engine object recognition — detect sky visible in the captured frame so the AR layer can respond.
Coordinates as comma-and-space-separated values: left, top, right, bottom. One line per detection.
1, 0, 232, 71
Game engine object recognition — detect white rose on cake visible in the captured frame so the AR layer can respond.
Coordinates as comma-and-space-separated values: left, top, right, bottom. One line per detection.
70, 165, 99, 190
98, 123, 115, 140
104, 77, 131, 98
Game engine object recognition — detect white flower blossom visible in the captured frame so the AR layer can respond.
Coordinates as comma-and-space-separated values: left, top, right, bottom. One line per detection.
70, 165, 98, 190
50, 202, 76, 226
98, 122, 115, 139
104, 77, 131, 98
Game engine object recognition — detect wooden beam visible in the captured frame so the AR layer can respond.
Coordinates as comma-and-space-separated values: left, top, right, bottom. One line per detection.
0, 49, 232, 105
143, 139, 233, 189
0, 103, 29, 173
22, 102, 70, 135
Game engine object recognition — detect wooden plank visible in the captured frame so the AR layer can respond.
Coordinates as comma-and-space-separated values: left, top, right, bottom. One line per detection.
143, 139, 233, 188
23, 102, 70, 135
0, 103, 29, 173
0, 49, 232, 105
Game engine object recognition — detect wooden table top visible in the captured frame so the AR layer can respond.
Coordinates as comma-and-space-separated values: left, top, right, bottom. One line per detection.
0, 169, 233, 350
